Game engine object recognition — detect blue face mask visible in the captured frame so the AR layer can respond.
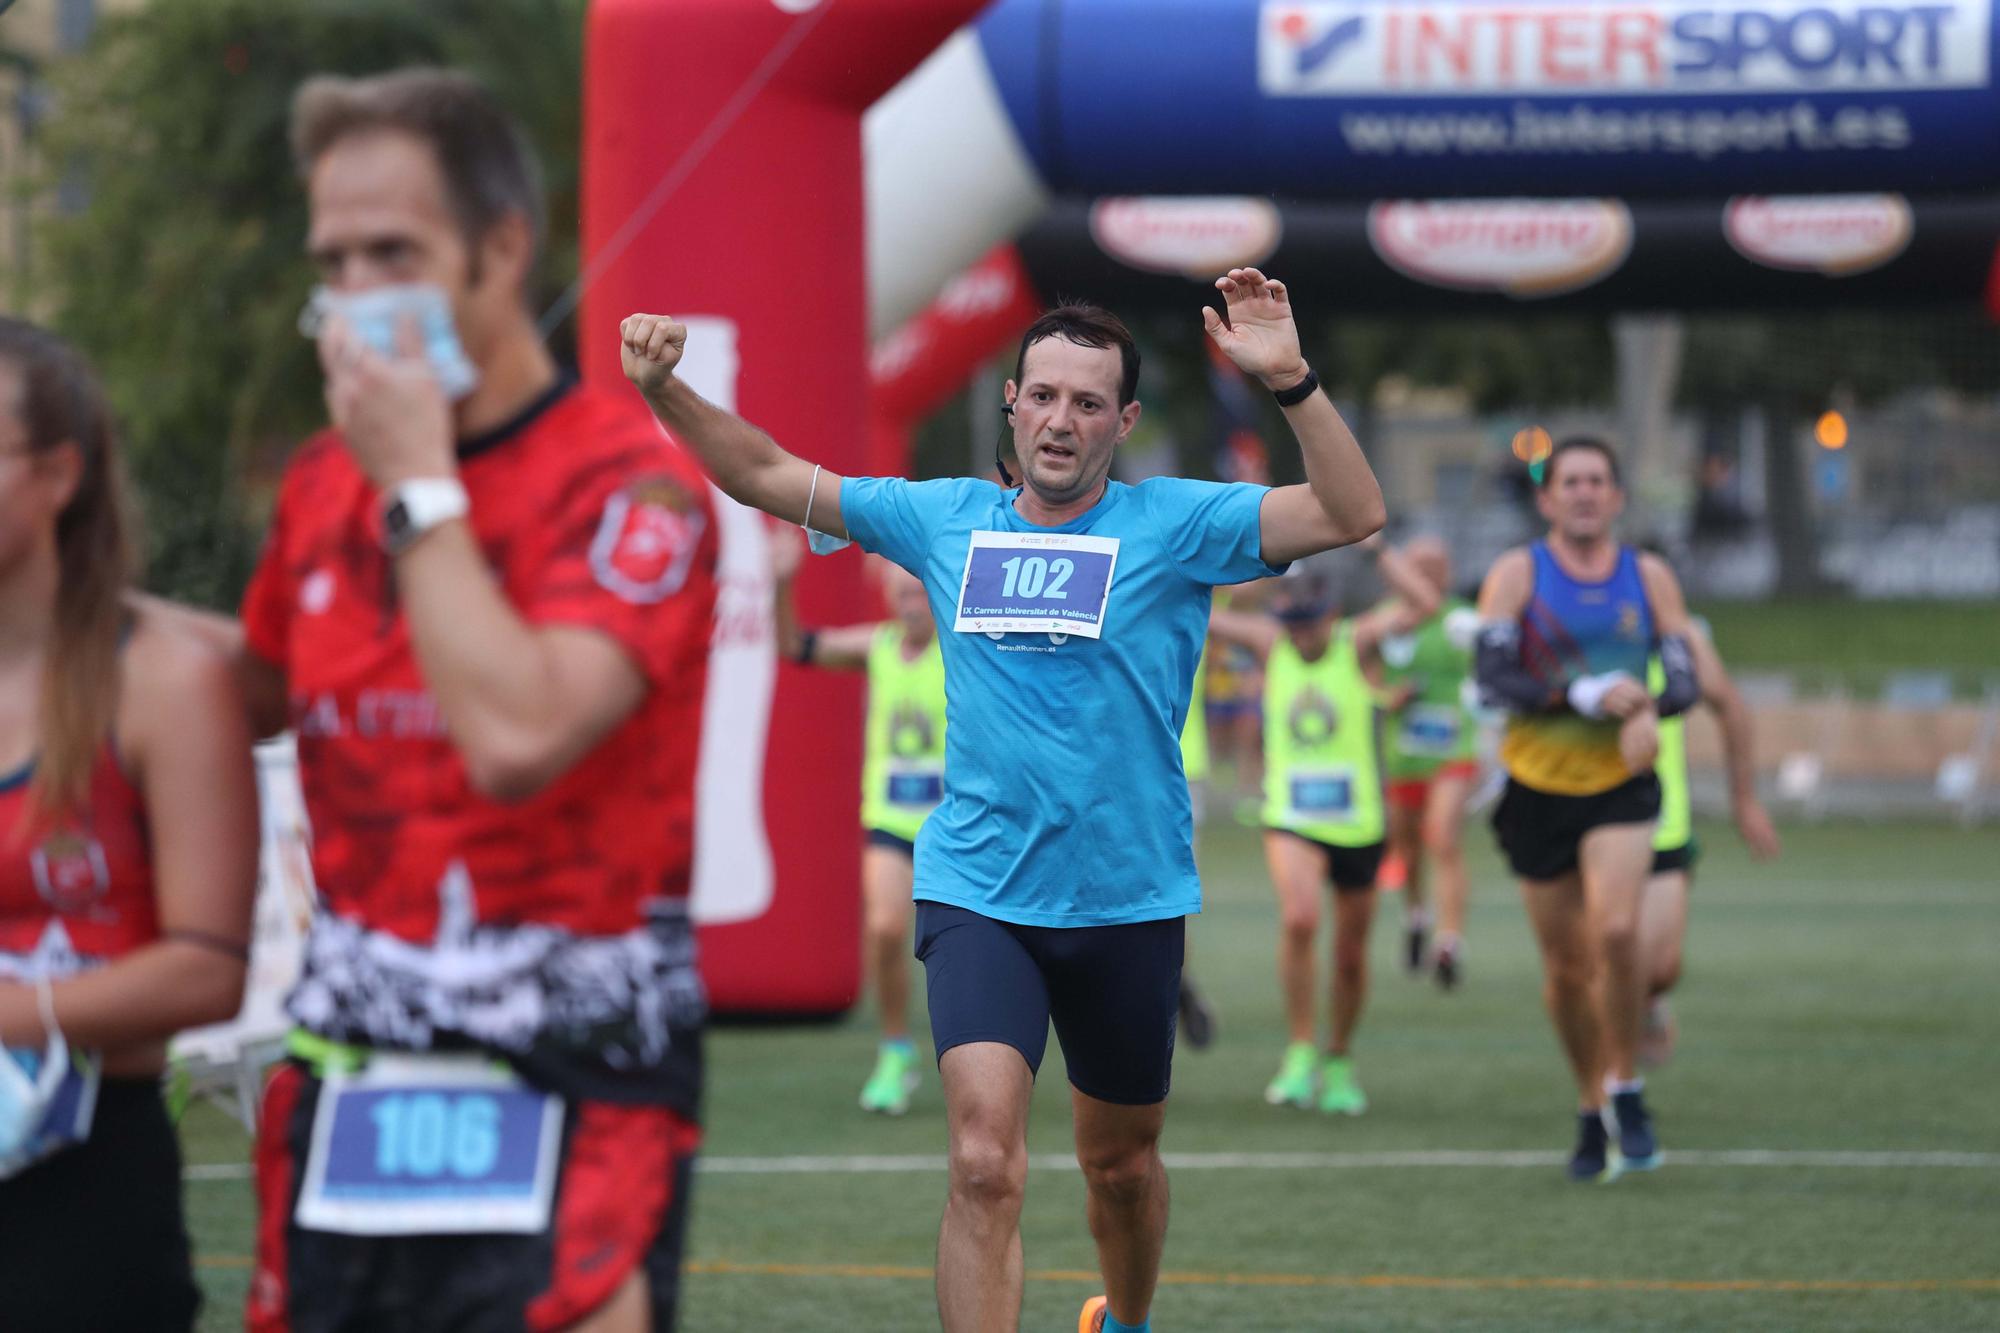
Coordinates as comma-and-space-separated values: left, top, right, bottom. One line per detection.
802, 464, 851, 555
298, 283, 481, 400
0, 1031, 92, 1179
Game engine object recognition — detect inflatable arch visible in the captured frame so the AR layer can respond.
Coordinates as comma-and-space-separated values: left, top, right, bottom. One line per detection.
580, 0, 2000, 1014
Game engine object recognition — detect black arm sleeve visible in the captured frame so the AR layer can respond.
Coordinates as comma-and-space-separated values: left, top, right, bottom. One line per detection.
1475, 621, 1566, 715
1654, 633, 1700, 718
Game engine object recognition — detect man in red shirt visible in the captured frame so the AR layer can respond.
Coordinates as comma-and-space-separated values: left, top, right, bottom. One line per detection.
194, 70, 716, 1333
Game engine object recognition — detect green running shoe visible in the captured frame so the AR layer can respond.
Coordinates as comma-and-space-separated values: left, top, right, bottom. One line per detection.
1317, 1055, 1368, 1116
1263, 1041, 1319, 1108
858, 1044, 920, 1116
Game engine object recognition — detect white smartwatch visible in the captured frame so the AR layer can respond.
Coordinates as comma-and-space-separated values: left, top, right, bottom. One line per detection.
379, 477, 469, 556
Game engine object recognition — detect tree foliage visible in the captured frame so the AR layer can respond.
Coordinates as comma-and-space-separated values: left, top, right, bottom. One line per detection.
1322, 314, 1617, 414
33, 0, 584, 606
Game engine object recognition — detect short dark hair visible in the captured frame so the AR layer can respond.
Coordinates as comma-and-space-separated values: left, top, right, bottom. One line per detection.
1541, 435, 1622, 490
291, 68, 546, 271
1013, 302, 1141, 406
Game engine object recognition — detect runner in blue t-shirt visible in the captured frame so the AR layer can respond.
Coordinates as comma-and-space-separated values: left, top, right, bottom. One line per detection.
621, 269, 1384, 1333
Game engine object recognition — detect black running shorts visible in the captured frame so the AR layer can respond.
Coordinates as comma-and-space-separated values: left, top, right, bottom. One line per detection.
915, 901, 1183, 1106
1650, 840, 1699, 877
1492, 772, 1662, 881
0, 1078, 201, 1331
1266, 829, 1387, 892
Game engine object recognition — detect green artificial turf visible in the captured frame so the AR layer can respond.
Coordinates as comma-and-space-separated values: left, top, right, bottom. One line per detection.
180, 817, 2000, 1331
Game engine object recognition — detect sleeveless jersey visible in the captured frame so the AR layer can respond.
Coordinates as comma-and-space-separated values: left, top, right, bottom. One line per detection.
1650, 656, 1692, 853
1180, 644, 1210, 785
1502, 542, 1655, 797
859, 624, 948, 843
1262, 624, 1384, 847
1379, 595, 1477, 780
0, 749, 157, 983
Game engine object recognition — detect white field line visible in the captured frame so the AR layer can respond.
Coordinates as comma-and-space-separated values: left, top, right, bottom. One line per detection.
182, 1148, 2000, 1182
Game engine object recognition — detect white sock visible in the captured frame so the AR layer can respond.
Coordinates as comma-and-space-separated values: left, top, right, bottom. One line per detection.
1604, 1074, 1644, 1097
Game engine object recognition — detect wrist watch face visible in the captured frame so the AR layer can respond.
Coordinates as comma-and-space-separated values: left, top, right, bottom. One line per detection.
382, 497, 416, 553
382, 492, 430, 548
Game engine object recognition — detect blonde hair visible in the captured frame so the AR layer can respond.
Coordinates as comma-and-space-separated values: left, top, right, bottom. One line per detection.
0, 318, 136, 817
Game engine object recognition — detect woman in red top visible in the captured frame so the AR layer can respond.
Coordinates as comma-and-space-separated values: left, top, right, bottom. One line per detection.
0, 318, 258, 1330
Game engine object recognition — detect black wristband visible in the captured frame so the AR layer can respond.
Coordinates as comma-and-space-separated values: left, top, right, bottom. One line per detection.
793, 630, 818, 666
165, 928, 252, 963
1272, 367, 1320, 408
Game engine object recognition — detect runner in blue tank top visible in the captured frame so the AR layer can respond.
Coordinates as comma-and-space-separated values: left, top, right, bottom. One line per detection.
1474, 437, 1701, 1184
623, 269, 1385, 1333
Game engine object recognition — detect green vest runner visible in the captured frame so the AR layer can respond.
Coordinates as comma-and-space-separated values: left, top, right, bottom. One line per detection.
1180, 644, 1210, 785
1378, 596, 1478, 781
860, 624, 948, 843
1650, 654, 1691, 853
1262, 623, 1385, 846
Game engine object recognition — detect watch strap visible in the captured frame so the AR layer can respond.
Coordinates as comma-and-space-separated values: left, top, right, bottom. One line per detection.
380, 477, 469, 556
1272, 367, 1320, 408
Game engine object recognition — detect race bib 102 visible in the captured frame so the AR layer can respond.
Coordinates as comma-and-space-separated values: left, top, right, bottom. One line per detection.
953, 531, 1119, 640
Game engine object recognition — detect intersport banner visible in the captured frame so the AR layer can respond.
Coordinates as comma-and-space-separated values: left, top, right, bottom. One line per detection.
973, 0, 2000, 196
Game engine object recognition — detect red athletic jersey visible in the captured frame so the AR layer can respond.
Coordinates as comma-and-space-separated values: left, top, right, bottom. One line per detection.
0, 750, 157, 981
240, 379, 716, 1105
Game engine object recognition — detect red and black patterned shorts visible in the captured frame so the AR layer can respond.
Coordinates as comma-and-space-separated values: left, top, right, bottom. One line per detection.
247, 1060, 701, 1332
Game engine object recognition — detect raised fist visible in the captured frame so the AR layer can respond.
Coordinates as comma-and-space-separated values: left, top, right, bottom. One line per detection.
620, 313, 687, 398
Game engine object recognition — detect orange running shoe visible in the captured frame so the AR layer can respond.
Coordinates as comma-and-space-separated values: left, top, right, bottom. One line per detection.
1078, 1295, 1109, 1332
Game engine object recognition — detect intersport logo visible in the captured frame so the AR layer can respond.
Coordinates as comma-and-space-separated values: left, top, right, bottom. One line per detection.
1259, 1, 1991, 96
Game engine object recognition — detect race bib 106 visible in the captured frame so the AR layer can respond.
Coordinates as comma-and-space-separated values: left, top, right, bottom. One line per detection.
953, 531, 1119, 640
294, 1054, 563, 1237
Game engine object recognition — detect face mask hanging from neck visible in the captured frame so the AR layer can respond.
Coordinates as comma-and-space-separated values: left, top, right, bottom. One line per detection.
802, 463, 851, 556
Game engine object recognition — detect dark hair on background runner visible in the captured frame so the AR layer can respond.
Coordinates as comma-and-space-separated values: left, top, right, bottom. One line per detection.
1014, 302, 1141, 406
1541, 435, 1622, 490
0, 318, 136, 819
291, 67, 546, 283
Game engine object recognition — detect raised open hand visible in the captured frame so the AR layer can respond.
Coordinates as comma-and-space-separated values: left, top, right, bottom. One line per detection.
1201, 267, 1309, 391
